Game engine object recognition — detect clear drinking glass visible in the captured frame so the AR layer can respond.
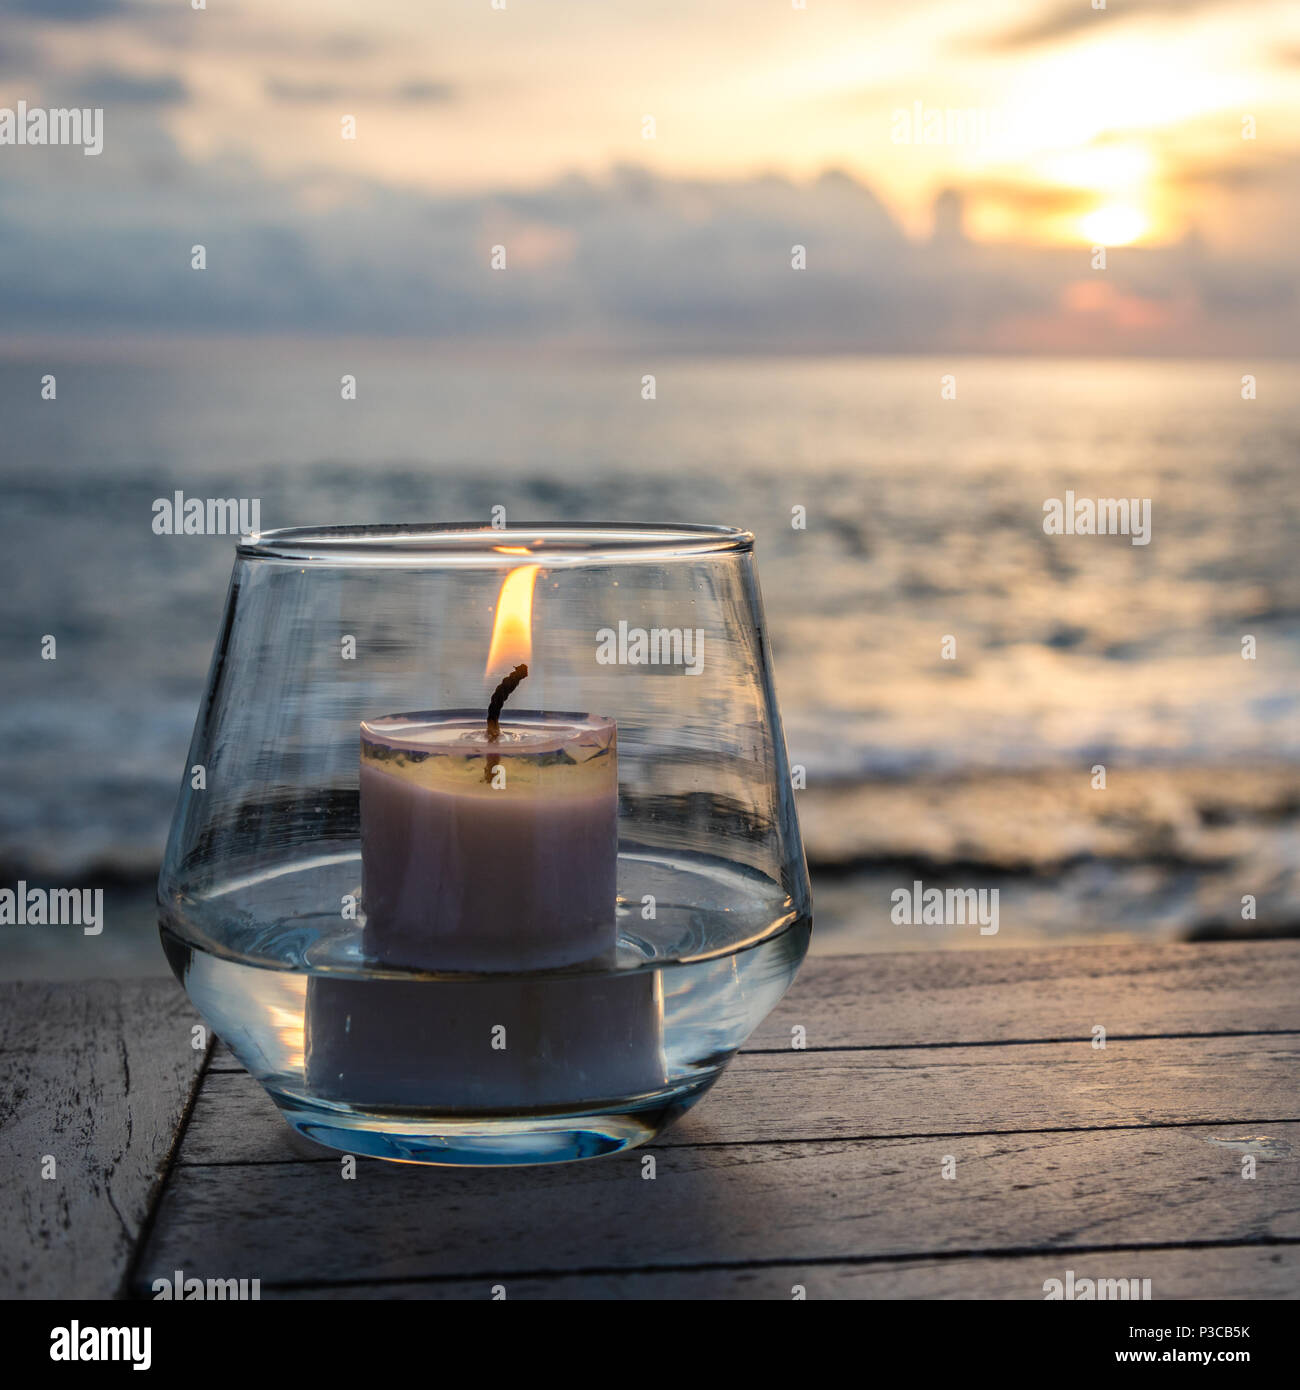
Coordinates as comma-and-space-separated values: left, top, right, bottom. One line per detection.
159, 524, 812, 1164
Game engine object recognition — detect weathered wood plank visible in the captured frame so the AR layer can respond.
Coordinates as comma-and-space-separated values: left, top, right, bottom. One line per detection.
134, 1121, 1300, 1291
748, 941, 1300, 1049
680, 1036, 1300, 1144
0, 978, 206, 1299
181, 1032, 1300, 1165
266, 1243, 1300, 1300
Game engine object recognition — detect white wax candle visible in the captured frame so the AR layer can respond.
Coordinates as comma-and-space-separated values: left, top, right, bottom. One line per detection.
358, 711, 618, 971
305, 710, 667, 1110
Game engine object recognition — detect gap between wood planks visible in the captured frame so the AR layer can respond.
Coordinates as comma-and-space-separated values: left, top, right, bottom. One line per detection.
118, 1029, 214, 1298
208, 1235, 1300, 1297
202, 1026, 1300, 1072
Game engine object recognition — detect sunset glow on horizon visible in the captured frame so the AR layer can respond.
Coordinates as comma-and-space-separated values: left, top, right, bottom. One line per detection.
1, 0, 1296, 354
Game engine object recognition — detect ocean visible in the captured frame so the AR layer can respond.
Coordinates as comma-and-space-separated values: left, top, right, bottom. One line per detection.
1, 348, 1297, 976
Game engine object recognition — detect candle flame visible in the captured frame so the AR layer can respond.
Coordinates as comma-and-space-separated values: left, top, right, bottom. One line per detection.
486, 565, 539, 678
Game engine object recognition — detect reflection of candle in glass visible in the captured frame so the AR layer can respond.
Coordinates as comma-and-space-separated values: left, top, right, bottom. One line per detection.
306, 562, 666, 1112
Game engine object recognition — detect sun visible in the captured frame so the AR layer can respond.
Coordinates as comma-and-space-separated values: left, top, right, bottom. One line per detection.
1080, 204, 1148, 246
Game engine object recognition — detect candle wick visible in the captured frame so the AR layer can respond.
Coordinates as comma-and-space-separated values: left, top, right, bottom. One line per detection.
484, 663, 529, 781
486, 663, 529, 738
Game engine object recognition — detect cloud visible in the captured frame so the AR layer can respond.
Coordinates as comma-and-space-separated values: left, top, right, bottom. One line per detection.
266, 77, 455, 104
0, 0, 131, 21
1195, 263, 1296, 314
959, 178, 1095, 217
73, 69, 189, 105
1172, 157, 1298, 192
0, 39, 37, 73
0, 149, 1293, 355
393, 79, 454, 103
978, 0, 1240, 53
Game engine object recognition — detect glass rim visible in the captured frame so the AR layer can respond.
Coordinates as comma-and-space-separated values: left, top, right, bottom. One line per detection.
237, 522, 754, 565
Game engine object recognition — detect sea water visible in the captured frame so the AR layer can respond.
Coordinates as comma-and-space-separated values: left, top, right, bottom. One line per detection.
9, 353, 1292, 968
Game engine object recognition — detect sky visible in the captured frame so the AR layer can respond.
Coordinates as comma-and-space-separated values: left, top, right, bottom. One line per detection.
0, 0, 1297, 353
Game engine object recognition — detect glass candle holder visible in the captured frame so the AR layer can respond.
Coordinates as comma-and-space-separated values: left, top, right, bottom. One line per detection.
159, 524, 812, 1164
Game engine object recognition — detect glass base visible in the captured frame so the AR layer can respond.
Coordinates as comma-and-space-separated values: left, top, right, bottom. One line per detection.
270, 1079, 716, 1166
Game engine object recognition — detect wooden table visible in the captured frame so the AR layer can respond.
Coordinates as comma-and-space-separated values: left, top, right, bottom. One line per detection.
4, 941, 1298, 1300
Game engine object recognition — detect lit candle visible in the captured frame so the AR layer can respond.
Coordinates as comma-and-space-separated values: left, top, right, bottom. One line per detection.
306, 562, 666, 1112
357, 706, 618, 972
